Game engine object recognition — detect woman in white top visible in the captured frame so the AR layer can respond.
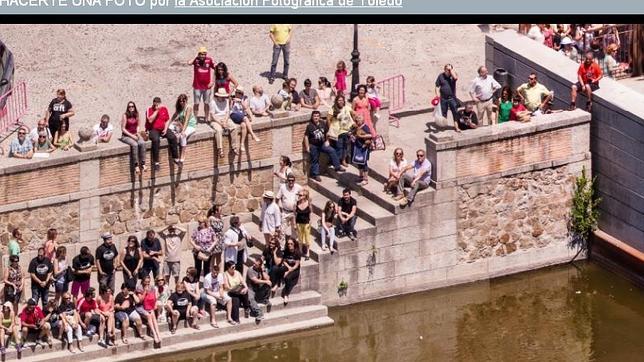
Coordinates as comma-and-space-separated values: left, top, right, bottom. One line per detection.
222, 216, 249, 277
273, 155, 293, 185
384, 147, 408, 195
317, 77, 334, 107
249, 85, 271, 117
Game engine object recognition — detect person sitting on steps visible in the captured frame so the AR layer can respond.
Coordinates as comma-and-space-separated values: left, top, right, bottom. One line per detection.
396, 149, 432, 207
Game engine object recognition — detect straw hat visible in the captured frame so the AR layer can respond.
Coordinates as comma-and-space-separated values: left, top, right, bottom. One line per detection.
214, 88, 229, 98
198, 46, 207, 53
262, 190, 275, 199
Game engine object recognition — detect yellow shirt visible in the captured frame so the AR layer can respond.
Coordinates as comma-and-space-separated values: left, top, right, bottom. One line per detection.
270, 24, 292, 45
328, 106, 354, 137
517, 82, 550, 112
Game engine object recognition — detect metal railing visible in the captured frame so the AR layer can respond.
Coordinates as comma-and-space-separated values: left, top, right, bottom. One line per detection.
376, 74, 405, 128
0, 81, 28, 144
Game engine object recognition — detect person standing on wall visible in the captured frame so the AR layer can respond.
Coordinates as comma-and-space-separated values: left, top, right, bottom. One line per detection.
188, 47, 215, 122
44, 89, 75, 137
268, 24, 293, 85
435, 64, 460, 132
469, 66, 501, 125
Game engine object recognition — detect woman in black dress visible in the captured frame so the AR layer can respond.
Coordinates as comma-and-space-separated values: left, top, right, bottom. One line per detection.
119, 236, 142, 289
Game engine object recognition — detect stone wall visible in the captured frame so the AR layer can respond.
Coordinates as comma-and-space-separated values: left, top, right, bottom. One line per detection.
486, 30, 644, 252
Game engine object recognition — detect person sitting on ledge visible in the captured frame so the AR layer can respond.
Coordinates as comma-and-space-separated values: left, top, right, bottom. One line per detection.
76, 287, 107, 347
559, 37, 578, 61
34, 131, 56, 153
277, 80, 292, 110
210, 87, 239, 158
203, 263, 232, 327
299, 78, 320, 110
385, 148, 408, 195
396, 149, 432, 208
303, 110, 345, 182
120, 101, 147, 174
93, 114, 113, 144
170, 94, 197, 164
336, 188, 358, 241
19, 298, 53, 349
8, 127, 33, 159
114, 283, 144, 344
53, 121, 74, 151
509, 95, 528, 121
247, 256, 272, 317
249, 85, 271, 117
222, 260, 255, 325
456, 104, 479, 131
287, 78, 301, 111
146, 96, 180, 171
516, 72, 553, 114
230, 86, 261, 153
28, 119, 52, 145
570, 51, 603, 112
58, 292, 84, 353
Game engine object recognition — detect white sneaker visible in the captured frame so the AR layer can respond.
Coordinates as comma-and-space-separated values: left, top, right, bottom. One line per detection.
374, 113, 381, 122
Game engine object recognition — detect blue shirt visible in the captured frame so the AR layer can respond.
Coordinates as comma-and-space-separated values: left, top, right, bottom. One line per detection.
9, 137, 32, 157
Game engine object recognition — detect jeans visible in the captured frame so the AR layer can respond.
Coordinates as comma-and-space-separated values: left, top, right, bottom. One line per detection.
319, 225, 336, 249
141, 260, 160, 279
398, 174, 430, 202
193, 252, 212, 279
270, 43, 290, 79
309, 143, 341, 177
120, 136, 146, 168
31, 284, 49, 308
336, 216, 357, 236
98, 272, 116, 293
149, 128, 179, 164
332, 133, 350, 164
440, 97, 459, 122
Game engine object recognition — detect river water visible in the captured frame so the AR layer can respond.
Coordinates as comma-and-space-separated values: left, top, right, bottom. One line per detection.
142, 262, 644, 362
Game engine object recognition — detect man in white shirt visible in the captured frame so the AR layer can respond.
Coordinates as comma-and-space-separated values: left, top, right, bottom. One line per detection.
203, 263, 232, 326
222, 216, 250, 273
93, 114, 113, 143
260, 191, 282, 246
29, 119, 53, 145
276, 174, 302, 239
209, 87, 238, 158
469, 66, 502, 125
396, 149, 432, 207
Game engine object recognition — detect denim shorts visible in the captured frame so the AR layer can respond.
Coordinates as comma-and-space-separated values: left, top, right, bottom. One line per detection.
193, 88, 211, 103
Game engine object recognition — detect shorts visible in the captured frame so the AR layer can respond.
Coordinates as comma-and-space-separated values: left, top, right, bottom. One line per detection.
174, 309, 188, 321
55, 280, 69, 294
115, 310, 141, 324
368, 97, 381, 109
574, 82, 599, 92
202, 291, 231, 306
3, 287, 22, 304
88, 313, 101, 326
163, 261, 181, 277
193, 88, 211, 104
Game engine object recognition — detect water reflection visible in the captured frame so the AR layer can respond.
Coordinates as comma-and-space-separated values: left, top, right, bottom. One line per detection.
142, 262, 644, 362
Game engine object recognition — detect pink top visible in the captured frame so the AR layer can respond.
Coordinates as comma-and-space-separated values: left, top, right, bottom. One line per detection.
125, 116, 138, 135
98, 296, 114, 312
140, 288, 157, 311
335, 69, 348, 93
353, 96, 377, 138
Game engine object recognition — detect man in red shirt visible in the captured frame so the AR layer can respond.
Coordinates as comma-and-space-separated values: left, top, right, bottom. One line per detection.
20, 298, 53, 348
188, 47, 215, 122
146, 97, 179, 171
77, 287, 107, 347
570, 51, 603, 112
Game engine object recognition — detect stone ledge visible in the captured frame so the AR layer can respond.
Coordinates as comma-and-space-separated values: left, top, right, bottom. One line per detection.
427, 110, 590, 151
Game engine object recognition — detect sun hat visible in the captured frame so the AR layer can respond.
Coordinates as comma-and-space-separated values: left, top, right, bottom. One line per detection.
235, 86, 244, 94
3, 302, 12, 308
560, 37, 573, 46
214, 88, 229, 98
198, 46, 207, 53
262, 190, 275, 199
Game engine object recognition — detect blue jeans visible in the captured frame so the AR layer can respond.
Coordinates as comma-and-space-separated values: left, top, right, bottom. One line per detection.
336, 216, 357, 236
440, 97, 459, 121
333, 133, 350, 164
31, 284, 49, 309
309, 143, 340, 177
270, 43, 290, 79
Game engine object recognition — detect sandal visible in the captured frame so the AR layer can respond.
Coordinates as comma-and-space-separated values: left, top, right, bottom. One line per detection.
192, 324, 200, 330
122, 338, 129, 345
210, 322, 219, 328
360, 180, 369, 186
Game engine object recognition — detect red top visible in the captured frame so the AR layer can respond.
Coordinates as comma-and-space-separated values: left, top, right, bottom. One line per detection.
193, 57, 215, 90
20, 306, 44, 325
98, 296, 114, 312
146, 106, 170, 131
509, 104, 527, 121
577, 62, 602, 84
125, 116, 138, 135
138, 287, 157, 311
77, 298, 98, 315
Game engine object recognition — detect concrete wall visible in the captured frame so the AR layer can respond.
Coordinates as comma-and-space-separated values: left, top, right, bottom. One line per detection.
486, 30, 644, 252
321, 111, 590, 306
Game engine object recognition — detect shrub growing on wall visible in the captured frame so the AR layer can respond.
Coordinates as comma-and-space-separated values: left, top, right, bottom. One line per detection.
569, 166, 601, 257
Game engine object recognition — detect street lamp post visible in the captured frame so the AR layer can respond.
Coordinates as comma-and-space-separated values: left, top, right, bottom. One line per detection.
350, 24, 360, 101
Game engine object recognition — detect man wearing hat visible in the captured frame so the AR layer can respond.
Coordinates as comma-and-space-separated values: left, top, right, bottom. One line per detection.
209, 87, 239, 158
96, 232, 119, 292
260, 191, 282, 245
188, 47, 216, 121
559, 37, 579, 61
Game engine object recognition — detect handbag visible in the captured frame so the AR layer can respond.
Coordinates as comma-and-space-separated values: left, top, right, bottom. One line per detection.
370, 135, 386, 151
65, 266, 74, 282
196, 251, 211, 261
352, 144, 368, 165
228, 284, 244, 295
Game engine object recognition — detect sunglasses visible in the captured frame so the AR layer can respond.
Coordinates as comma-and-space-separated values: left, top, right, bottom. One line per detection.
417, 154, 425, 158
18, 132, 26, 135
528, 77, 537, 81
128, 105, 135, 108
395, 152, 403, 156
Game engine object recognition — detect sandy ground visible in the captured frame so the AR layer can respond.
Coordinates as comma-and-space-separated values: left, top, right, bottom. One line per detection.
0, 24, 492, 133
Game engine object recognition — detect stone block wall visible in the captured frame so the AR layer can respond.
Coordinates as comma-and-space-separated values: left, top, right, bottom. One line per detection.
486, 30, 644, 252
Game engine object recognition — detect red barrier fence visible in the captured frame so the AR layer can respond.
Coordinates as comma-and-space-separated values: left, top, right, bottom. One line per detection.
376, 74, 405, 128
0, 81, 28, 142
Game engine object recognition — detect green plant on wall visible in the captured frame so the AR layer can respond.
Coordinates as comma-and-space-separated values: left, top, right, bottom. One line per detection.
337, 280, 349, 297
569, 166, 601, 261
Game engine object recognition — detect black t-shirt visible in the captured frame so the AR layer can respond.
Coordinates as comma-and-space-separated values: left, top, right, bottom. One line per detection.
457, 110, 479, 130
44, 307, 60, 324
141, 237, 162, 264
122, 248, 140, 273
290, 90, 301, 105
263, 247, 283, 270
435, 73, 457, 99
282, 248, 302, 268
28, 257, 53, 282
48, 98, 73, 128
169, 291, 193, 314
295, 204, 311, 224
115, 292, 136, 315
305, 121, 328, 147
58, 301, 76, 316
338, 196, 357, 215
72, 254, 95, 282
96, 243, 119, 274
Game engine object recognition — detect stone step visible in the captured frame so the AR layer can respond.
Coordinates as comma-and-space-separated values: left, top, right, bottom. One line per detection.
8, 292, 324, 361
18, 304, 330, 362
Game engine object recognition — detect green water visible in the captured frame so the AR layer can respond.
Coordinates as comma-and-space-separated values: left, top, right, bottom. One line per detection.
142, 262, 644, 362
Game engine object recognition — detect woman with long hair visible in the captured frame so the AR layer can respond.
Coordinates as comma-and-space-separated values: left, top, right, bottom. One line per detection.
320, 200, 337, 253
352, 84, 377, 138
53, 246, 70, 304
327, 94, 356, 167
214, 62, 239, 94
119, 236, 142, 289
97, 285, 117, 346
207, 205, 225, 272
496, 86, 513, 124
44, 228, 58, 260
3, 255, 23, 313
53, 121, 74, 151
295, 188, 312, 260
120, 101, 147, 175
385, 148, 407, 195
171, 94, 197, 163
0, 302, 20, 356
135, 276, 162, 346
318, 76, 334, 106
273, 155, 293, 185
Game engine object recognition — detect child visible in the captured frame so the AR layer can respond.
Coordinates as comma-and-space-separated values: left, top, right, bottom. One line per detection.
333, 60, 350, 96
366, 76, 381, 122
